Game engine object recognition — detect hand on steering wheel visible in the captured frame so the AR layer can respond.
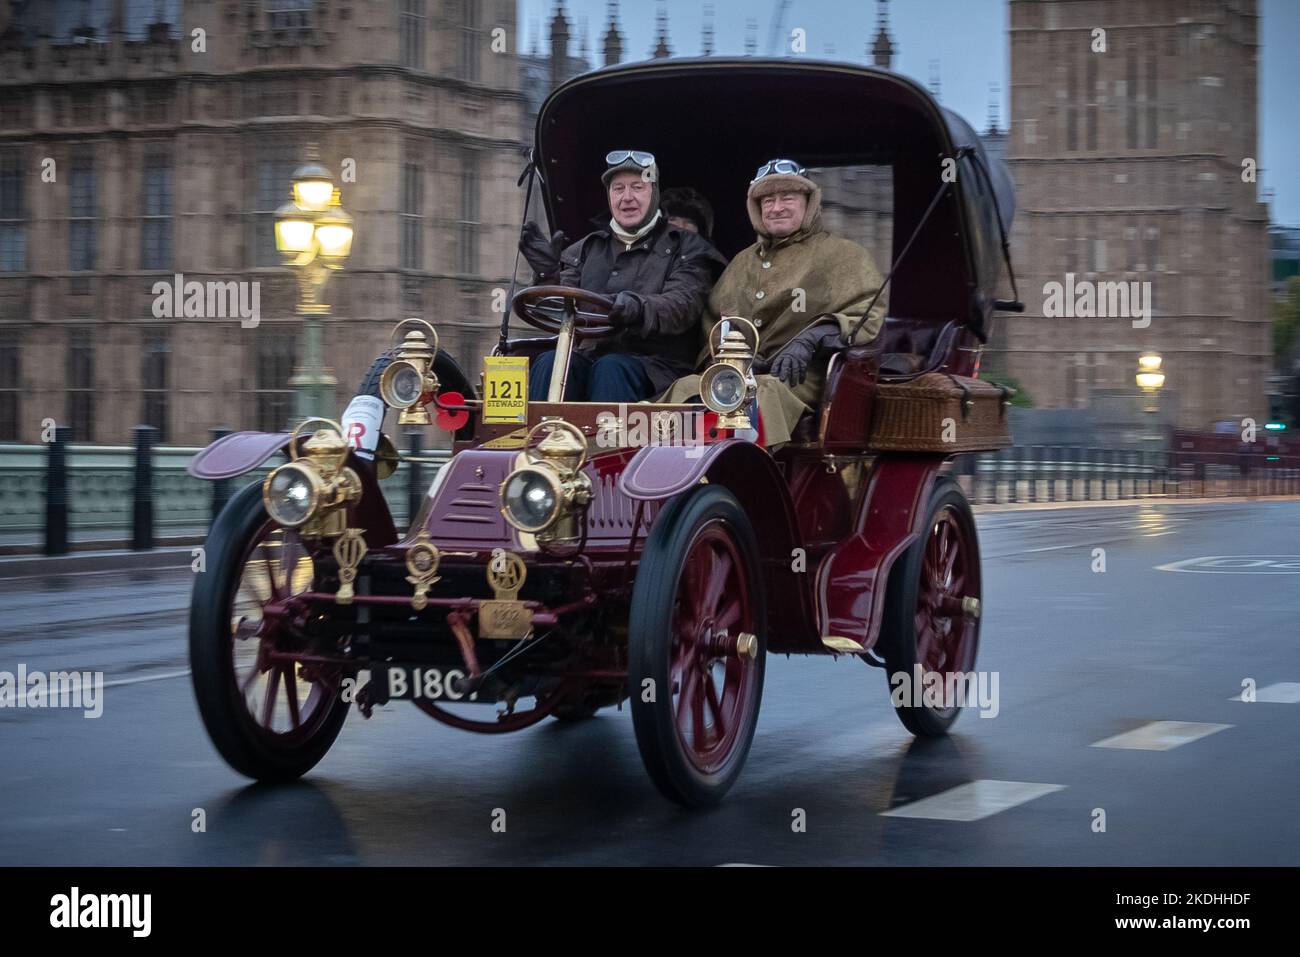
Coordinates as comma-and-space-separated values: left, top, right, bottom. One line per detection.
512, 285, 617, 340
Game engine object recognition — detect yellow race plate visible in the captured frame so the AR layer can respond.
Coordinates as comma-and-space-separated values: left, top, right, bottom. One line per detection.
478, 599, 533, 639
482, 356, 529, 424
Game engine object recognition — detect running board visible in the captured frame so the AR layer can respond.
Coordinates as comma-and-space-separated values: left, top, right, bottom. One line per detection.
822, 635, 889, 668
822, 635, 867, 653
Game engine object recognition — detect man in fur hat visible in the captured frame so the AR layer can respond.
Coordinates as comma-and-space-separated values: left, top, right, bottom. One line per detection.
518, 150, 725, 402
661, 159, 886, 447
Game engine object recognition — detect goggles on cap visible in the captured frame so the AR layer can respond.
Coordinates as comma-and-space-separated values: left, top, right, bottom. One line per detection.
751, 158, 807, 183
605, 150, 656, 168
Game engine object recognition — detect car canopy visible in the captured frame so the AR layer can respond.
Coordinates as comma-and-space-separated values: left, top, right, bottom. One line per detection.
535, 57, 1017, 334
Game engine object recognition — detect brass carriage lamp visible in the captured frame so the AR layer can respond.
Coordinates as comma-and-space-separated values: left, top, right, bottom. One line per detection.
500, 420, 593, 544
699, 318, 759, 430
263, 419, 363, 539
379, 319, 442, 426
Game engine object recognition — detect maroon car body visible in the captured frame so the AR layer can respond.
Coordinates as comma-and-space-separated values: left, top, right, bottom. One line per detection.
187, 58, 1020, 806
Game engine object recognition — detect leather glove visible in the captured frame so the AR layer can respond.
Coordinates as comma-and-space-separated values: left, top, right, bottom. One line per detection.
519, 221, 566, 280
769, 320, 842, 387
608, 291, 645, 328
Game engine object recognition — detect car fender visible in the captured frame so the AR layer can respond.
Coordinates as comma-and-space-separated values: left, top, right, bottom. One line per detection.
187, 431, 291, 480
620, 440, 819, 653
188, 430, 398, 547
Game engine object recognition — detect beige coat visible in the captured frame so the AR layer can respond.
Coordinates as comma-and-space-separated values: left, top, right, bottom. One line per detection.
661, 182, 886, 446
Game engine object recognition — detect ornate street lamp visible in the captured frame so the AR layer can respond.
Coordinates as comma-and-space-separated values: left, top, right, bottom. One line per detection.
1136, 352, 1166, 449
276, 159, 355, 420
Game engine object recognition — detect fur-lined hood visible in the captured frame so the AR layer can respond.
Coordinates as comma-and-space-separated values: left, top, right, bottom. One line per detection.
746, 171, 824, 248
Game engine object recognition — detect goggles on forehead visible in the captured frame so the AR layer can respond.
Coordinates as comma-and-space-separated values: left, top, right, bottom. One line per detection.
752, 158, 807, 183
605, 150, 657, 168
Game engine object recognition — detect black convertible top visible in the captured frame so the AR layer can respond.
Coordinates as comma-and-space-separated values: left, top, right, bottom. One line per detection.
535, 58, 1018, 329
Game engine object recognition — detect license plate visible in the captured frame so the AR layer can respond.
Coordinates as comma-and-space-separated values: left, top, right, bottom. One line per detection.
381, 665, 479, 702
482, 355, 528, 424
478, 599, 533, 639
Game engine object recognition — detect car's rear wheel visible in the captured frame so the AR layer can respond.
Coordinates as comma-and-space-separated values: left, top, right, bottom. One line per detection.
629, 486, 766, 807
190, 482, 350, 781
880, 477, 982, 737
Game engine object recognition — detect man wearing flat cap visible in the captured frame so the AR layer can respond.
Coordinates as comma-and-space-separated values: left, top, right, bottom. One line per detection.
662, 158, 887, 447
518, 150, 725, 402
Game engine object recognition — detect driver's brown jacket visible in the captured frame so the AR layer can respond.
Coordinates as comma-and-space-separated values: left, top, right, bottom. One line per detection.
549, 216, 727, 394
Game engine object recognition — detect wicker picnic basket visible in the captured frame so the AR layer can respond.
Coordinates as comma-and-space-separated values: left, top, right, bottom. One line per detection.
867, 373, 1014, 453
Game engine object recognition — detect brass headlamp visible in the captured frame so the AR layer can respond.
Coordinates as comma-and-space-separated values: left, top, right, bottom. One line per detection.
379, 318, 441, 426
699, 316, 759, 429
499, 420, 593, 544
262, 417, 363, 538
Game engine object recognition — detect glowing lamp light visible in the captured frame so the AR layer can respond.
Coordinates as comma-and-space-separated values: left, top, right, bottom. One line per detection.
291, 163, 334, 211
274, 203, 315, 254
315, 206, 355, 261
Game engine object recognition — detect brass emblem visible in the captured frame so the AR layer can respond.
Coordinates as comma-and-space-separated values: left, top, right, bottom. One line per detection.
404, 529, 441, 611
487, 549, 526, 599
332, 528, 368, 605
480, 549, 531, 639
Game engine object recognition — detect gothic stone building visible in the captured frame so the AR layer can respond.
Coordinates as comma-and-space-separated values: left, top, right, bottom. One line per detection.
998, 0, 1271, 427
0, 0, 526, 445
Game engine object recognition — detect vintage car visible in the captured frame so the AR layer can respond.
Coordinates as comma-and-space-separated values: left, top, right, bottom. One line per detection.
187, 58, 1021, 806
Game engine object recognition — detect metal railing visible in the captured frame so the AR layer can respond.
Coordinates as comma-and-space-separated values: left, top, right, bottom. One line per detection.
1, 427, 452, 556
4, 433, 1296, 556
951, 447, 1300, 505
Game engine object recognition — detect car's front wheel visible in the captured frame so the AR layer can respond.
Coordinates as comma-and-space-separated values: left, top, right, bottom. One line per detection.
628, 485, 766, 807
190, 482, 350, 781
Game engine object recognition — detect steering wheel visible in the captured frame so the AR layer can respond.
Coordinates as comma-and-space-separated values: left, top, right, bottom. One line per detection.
512, 285, 616, 340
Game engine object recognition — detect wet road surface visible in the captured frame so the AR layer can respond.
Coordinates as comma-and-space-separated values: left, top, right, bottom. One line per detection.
1, 500, 1296, 865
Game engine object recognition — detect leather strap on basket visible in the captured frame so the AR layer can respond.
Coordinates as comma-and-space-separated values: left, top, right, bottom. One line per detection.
944, 373, 975, 421
996, 384, 1013, 419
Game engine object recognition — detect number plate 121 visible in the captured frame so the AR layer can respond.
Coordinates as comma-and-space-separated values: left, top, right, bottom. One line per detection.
482, 356, 528, 424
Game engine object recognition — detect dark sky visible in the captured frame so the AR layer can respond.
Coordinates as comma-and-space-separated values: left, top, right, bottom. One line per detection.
518, 0, 1300, 225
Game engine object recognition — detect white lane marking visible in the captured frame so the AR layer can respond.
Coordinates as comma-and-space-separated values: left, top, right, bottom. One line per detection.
1155, 555, 1300, 574
19, 669, 191, 707
880, 780, 1066, 822
101, 669, 191, 689
1232, 682, 1300, 704
1091, 720, 1232, 750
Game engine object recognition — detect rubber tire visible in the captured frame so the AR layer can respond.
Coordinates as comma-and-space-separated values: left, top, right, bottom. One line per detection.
879, 477, 981, 738
629, 485, 767, 807
189, 482, 350, 782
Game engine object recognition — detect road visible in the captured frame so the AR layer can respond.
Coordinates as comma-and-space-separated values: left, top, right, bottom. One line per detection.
1, 499, 1297, 866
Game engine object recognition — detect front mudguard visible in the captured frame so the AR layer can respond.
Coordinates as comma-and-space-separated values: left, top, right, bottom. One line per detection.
187, 431, 291, 480
619, 439, 818, 654
188, 430, 398, 549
